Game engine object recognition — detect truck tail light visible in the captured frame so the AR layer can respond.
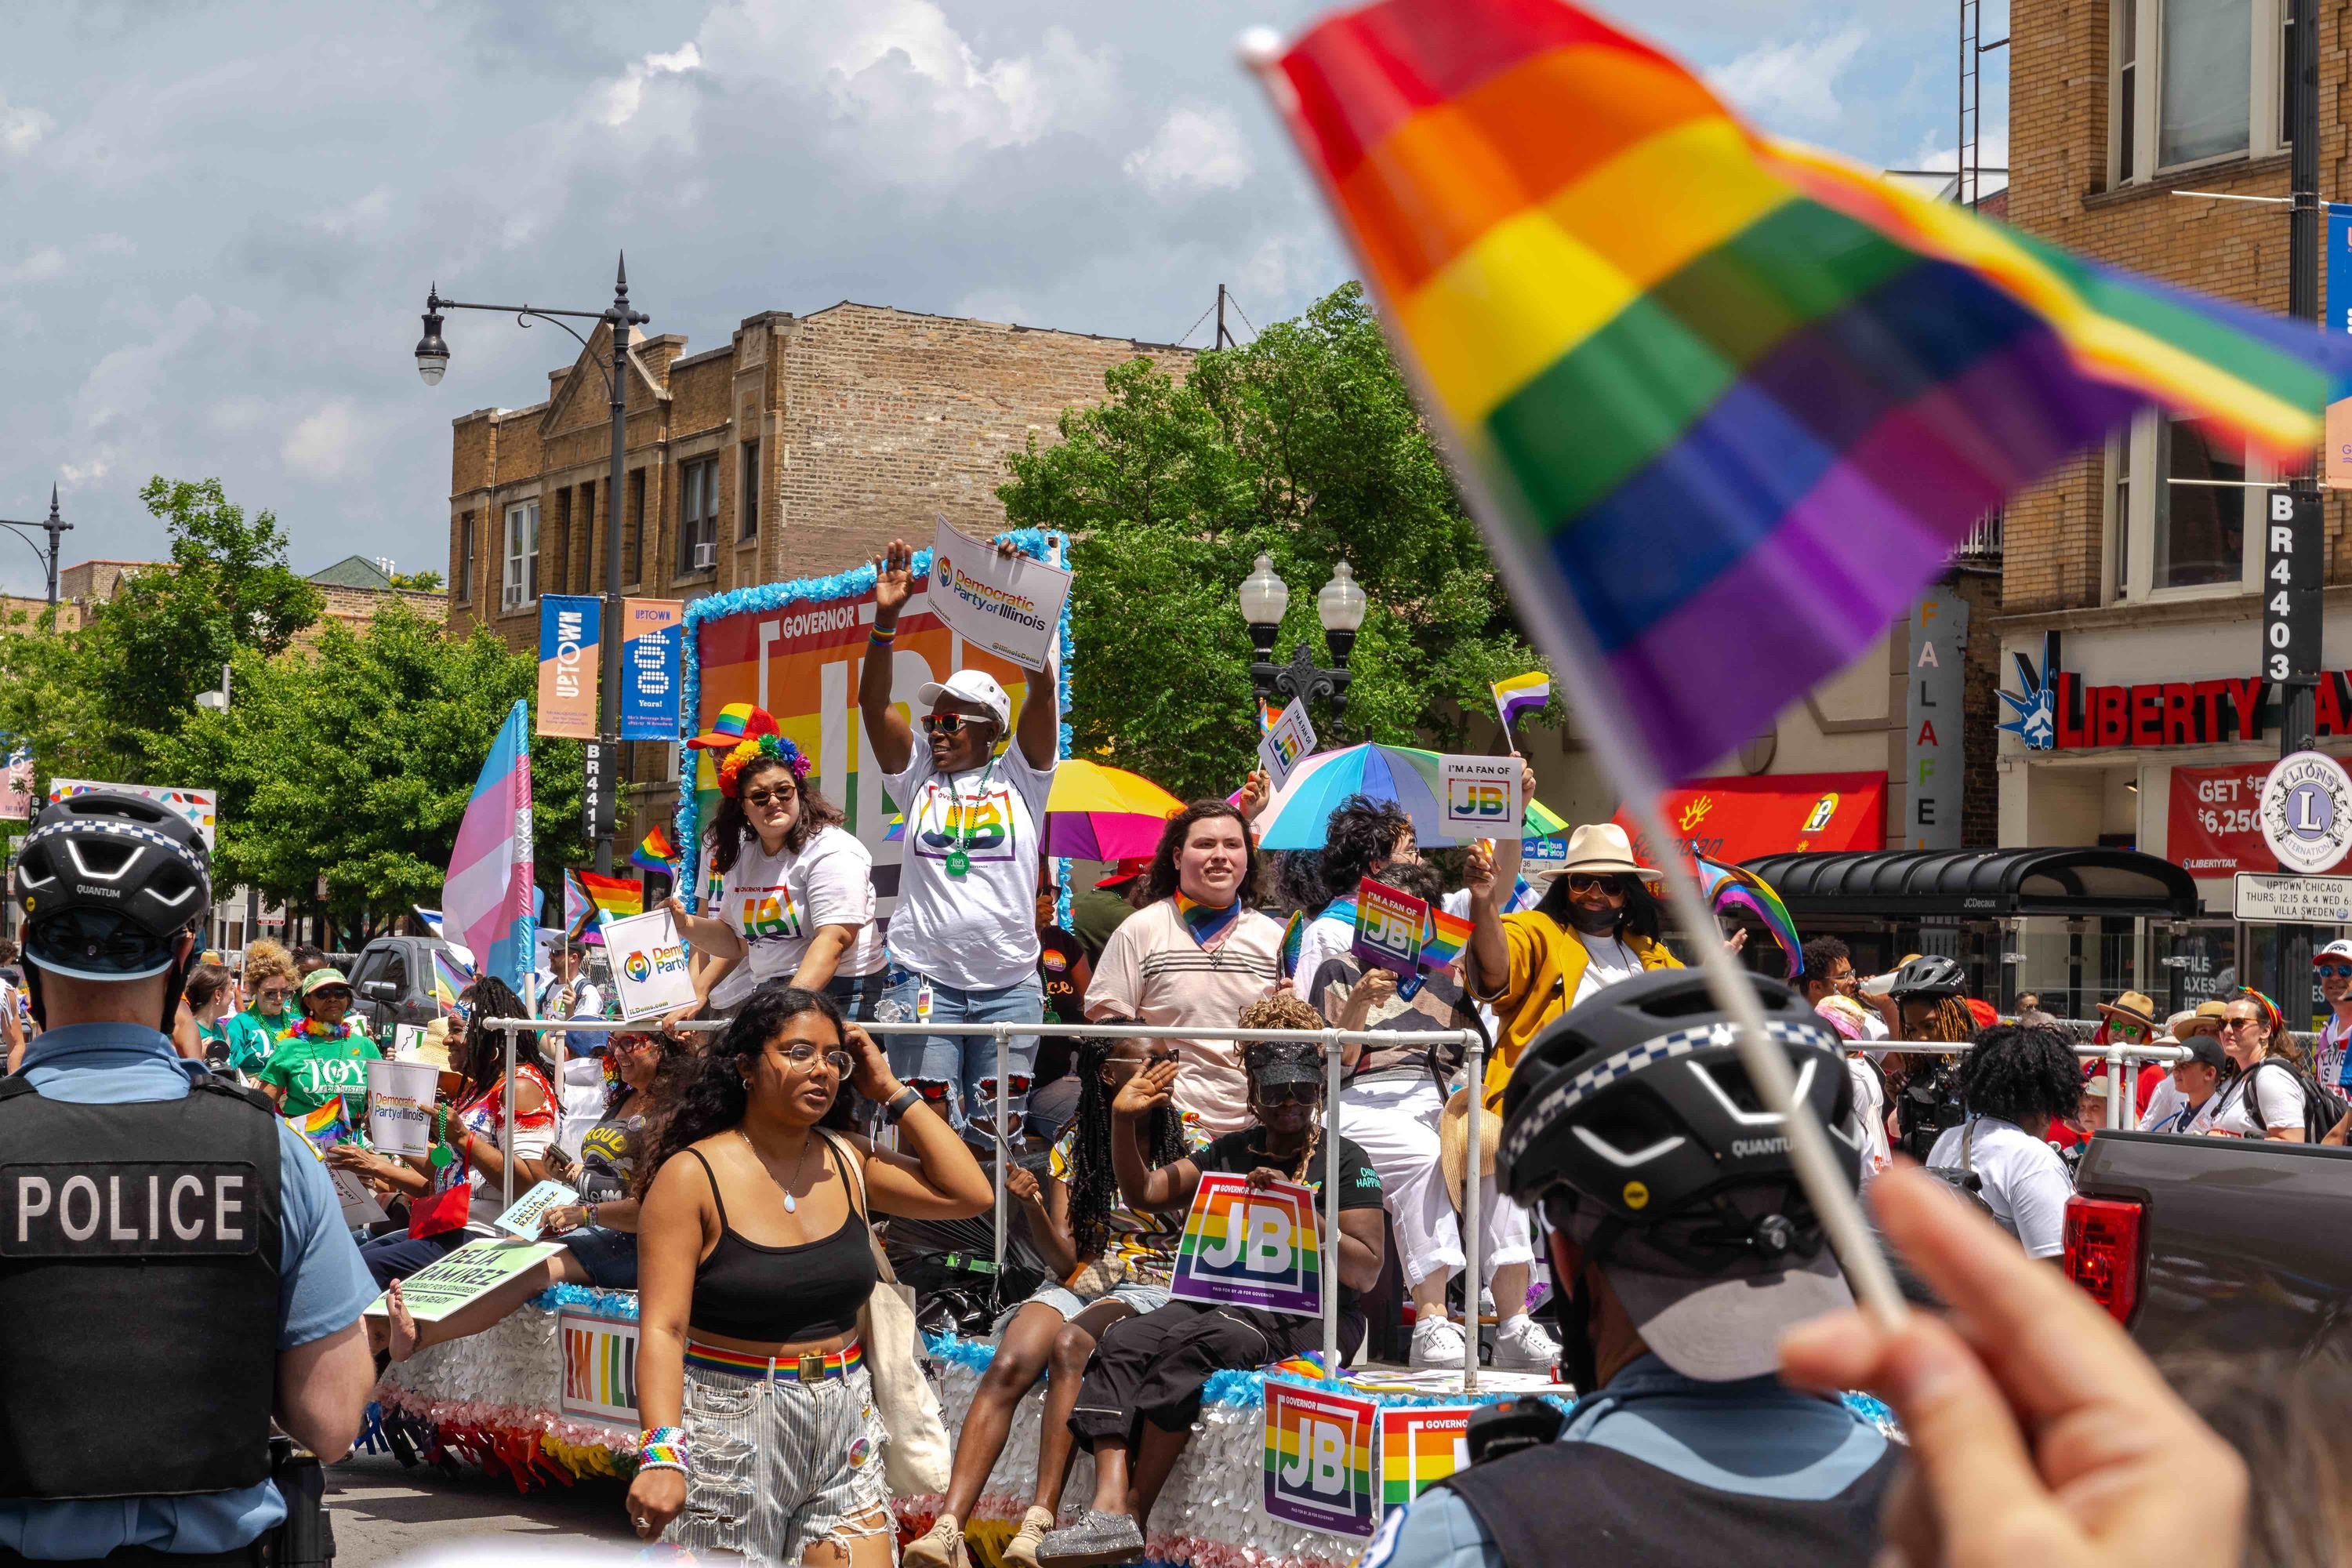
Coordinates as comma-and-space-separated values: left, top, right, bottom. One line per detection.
2063, 1196, 2144, 1326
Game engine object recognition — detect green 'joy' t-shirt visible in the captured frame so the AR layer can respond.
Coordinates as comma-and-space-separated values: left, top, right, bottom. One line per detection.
220, 1011, 288, 1076
260, 1027, 382, 1122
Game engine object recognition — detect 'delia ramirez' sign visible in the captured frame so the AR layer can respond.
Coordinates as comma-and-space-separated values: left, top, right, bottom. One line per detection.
2002, 630, 2352, 752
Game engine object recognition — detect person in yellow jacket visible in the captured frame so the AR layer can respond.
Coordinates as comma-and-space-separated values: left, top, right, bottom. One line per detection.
1467, 822, 1684, 1105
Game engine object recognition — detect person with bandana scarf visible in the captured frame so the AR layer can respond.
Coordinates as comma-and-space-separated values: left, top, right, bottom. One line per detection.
1465, 823, 1683, 1105
1084, 800, 1284, 1135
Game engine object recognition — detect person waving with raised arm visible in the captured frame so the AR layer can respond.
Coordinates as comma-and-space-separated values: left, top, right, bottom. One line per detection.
858, 535, 1060, 1134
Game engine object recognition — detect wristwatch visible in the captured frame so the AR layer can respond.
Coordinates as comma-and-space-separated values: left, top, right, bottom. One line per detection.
884, 1086, 922, 1123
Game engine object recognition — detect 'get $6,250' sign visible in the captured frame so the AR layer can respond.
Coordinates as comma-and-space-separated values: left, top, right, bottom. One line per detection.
1170, 1172, 1325, 1317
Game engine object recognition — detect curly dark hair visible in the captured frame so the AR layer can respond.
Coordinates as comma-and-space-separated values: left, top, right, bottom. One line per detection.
1319, 795, 1414, 902
1955, 1022, 2084, 1130
710, 757, 848, 877
608, 1030, 698, 1117
1063, 1040, 1186, 1263
453, 977, 550, 1101
1534, 872, 1664, 944
1268, 849, 1327, 918
1798, 935, 1850, 992
634, 985, 847, 1196
1143, 800, 1261, 906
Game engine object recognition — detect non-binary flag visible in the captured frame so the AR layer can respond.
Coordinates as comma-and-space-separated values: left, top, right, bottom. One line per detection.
1490, 671, 1549, 731
444, 699, 535, 998
1253, 0, 2352, 779
576, 869, 645, 921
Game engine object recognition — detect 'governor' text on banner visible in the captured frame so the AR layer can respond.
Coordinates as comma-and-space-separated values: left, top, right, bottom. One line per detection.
927, 517, 1069, 670
1170, 1171, 1325, 1317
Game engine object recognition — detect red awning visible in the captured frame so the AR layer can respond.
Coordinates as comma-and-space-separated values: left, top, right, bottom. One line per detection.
1611, 771, 1887, 868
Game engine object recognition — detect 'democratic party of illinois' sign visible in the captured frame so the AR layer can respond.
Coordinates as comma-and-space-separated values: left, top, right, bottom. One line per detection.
677, 531, 1072, 920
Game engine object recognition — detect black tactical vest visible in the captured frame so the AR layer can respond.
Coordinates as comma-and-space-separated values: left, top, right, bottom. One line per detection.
0, 1075, 283, 1499
1438, 1431, 1898, 1568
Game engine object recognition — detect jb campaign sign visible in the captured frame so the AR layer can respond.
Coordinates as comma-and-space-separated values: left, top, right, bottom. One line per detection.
557, 1305, 641, 1432
1263, 1381, 1378, 1540
1170, 1172, 1325, 1317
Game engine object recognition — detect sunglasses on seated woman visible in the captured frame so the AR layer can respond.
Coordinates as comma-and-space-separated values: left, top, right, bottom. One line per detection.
1255, 1081, 1319, 1105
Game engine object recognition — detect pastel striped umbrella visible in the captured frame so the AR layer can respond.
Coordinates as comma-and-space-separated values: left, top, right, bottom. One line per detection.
1044, 760, 1186, 860
1260, 742, 1571, 851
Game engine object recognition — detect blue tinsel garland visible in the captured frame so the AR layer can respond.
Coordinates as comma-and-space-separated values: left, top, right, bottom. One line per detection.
532, 1281, 642, 1319
673, 528, 1066, 913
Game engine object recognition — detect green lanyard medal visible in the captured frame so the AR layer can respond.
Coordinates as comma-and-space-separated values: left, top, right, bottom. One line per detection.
942, 756, 999, 880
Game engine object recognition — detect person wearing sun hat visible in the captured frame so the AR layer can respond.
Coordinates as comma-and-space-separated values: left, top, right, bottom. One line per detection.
1465, 822, 1683, 1101
858, 535, 1060, 1133
666, 703, 884, 1027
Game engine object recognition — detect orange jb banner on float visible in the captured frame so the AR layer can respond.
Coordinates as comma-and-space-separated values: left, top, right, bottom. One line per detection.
689, 543, 1061, 916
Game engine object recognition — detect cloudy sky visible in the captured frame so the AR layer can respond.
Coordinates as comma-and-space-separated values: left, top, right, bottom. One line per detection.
0, 0, 2005, 596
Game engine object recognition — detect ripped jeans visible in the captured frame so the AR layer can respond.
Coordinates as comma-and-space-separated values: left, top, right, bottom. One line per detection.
666, 1354, 892, 1566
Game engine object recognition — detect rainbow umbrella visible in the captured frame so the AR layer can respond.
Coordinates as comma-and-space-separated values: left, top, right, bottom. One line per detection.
1695, 857, 1802, 979
1258, 743, 1569, 851
1044, 760, 1185, 860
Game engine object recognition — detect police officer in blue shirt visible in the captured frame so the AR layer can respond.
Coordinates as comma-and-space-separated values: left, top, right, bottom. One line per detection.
0, 791, 378, 1566
1367, 970, 1897, 1568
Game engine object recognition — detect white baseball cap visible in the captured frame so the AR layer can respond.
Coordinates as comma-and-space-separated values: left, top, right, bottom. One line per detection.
915, 670, 1011, 731
2315, 938, 2352, 966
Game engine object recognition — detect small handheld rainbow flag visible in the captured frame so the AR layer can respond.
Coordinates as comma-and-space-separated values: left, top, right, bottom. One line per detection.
286, 1099, 354, 1155
1418, 906, 1472, 971
430, 948, 472, 1013
575, 869, 645, 920
631, 821, 680, 870
1491, 671, 1550, 732
1695, 856, 1802, 979
562, 869, 597, 941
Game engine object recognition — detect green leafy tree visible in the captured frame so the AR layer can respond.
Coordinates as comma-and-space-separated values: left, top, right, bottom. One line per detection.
389, 568, 444, 592
998, 282, 1550, 800
148, 605, 587, 924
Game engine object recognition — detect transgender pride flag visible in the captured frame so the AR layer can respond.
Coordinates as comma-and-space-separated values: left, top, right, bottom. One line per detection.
445, 699, 535, 1000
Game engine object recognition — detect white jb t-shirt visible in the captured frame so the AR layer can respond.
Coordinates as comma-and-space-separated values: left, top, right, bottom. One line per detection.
882, 744, 1054, 992
1926, 1116, 2074, 1258
710, 825, 886, 1007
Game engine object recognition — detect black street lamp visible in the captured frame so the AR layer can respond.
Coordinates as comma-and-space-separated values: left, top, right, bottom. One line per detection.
416, 255, 648, 876
0, 486, 73, 606
1238, 553, 1368, 734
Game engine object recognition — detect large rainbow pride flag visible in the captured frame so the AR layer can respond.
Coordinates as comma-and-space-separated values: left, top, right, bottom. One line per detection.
1254, 0, 2352, 779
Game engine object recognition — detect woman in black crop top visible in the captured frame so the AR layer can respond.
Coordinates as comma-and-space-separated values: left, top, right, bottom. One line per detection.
626, 985, 992, 1564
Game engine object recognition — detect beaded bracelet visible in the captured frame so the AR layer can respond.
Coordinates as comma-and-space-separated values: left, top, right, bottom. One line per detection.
638, 1425, 690, 1475
869, 626, 896, 647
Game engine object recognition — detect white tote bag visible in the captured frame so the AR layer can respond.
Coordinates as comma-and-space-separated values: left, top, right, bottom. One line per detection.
821, 1131, 952, 1496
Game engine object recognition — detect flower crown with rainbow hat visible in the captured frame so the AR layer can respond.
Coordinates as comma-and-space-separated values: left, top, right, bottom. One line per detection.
690, 703, 811, 798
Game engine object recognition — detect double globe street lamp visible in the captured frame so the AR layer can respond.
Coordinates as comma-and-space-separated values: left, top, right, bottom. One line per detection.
1237, 553, 1367, 734
413, 255, 648, 876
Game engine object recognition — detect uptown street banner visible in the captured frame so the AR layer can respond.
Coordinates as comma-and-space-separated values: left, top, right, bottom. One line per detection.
536, 595, 601, 740
681, 531, 1069, 919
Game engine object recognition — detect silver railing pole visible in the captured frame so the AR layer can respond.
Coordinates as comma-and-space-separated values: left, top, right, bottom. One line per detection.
1323, 1028, 1341, 1377
502, 1024, 517, 1212
995, 1022, 1010, 1281
1462, 1028, 1483, 1397
2110, 1049, 2129, 1131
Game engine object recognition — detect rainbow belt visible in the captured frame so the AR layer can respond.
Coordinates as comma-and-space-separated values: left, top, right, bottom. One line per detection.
684, 1339, 863, 1383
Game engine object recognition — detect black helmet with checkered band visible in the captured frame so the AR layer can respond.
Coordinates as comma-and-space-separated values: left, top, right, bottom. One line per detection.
13, 790, 210, 986
1498, 967, 1860, 1382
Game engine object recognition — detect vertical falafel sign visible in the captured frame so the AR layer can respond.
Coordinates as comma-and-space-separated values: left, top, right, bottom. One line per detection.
928, 517, 1070, 670
601, 909, 695, 1019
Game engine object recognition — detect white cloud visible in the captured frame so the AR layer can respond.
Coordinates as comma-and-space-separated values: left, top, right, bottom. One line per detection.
1709, 29, 1870, 125
1908, 126, 2012, 173
598, 40, 702, 127
0, 93, 52, 156
281, 400, 365, 481
1124, 105, 1251, 194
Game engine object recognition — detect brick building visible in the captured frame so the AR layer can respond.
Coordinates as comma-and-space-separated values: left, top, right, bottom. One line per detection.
5, 557, 443, 637
1995, 0, 2346, 1012
441, 299, 1189, 837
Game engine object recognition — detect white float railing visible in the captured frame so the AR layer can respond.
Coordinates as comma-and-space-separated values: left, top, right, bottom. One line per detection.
1850, 1040, 2192, 1129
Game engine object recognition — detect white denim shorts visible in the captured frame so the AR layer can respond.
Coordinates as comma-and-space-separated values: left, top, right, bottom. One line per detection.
995, 1279, 1171, 1334
666, 1356, 892, 1566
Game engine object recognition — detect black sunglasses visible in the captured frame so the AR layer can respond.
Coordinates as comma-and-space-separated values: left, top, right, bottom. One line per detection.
1565, 873, 1626, 895
1254, 1080, 1319, 1105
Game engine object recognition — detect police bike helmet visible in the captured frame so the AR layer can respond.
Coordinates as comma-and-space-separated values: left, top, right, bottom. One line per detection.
1886, 953, 1967, 1002
1497, 968, 1860, 1386
10, 790, 211, 1031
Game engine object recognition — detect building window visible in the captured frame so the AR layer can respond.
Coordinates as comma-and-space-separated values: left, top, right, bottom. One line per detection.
575, 481, 596, 593
626, 470, 647, 588
2111, 0, 2281, 183
677, 456, 720, 576
739, 440, 760, 543
502, 500, 539, 611
2105, 408, 2270, 598
456, 510, 474, 604
552, 487, 572, 593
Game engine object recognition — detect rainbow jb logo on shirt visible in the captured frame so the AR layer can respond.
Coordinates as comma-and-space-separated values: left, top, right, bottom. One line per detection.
1170, 1171, 1323, 1318
1263, 1380, 1378, 1539
915, 787, 1013, 860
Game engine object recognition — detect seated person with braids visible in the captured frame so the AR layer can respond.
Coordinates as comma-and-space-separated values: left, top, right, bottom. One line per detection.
906, 1038, 1196, 1568
1037, 998, 1385, 1568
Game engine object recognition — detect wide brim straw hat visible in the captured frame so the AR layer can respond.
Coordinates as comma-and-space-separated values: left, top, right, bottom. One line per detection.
1534, 822, 1666, 886
1438, 1086, 1504, 1208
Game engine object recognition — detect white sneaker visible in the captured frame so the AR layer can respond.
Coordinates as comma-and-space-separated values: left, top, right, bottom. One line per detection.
1409, 1315, 1468, 1369
1492, 1314, 1560, 1373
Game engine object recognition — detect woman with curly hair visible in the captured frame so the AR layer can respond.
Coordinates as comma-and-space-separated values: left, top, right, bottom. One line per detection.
1086, 800, 1285, 1134
906, 1037, 1192, 1568
1037, 1000, 1387, 1568
624, 985, 990, 1562
667, 706, 884, 1026
1924, 1022, 2082, 1259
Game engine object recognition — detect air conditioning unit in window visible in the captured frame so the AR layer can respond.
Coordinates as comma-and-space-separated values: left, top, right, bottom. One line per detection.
501, 584, 525, 612
692, 540, 717, 570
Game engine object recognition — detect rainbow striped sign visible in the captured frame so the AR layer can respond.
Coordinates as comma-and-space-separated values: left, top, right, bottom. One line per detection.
557, 1307, 641, 1432
1377, 1406, 1476, 1506
1170, 1172, 1324, 1317
1264, 1380, 1379, 1538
